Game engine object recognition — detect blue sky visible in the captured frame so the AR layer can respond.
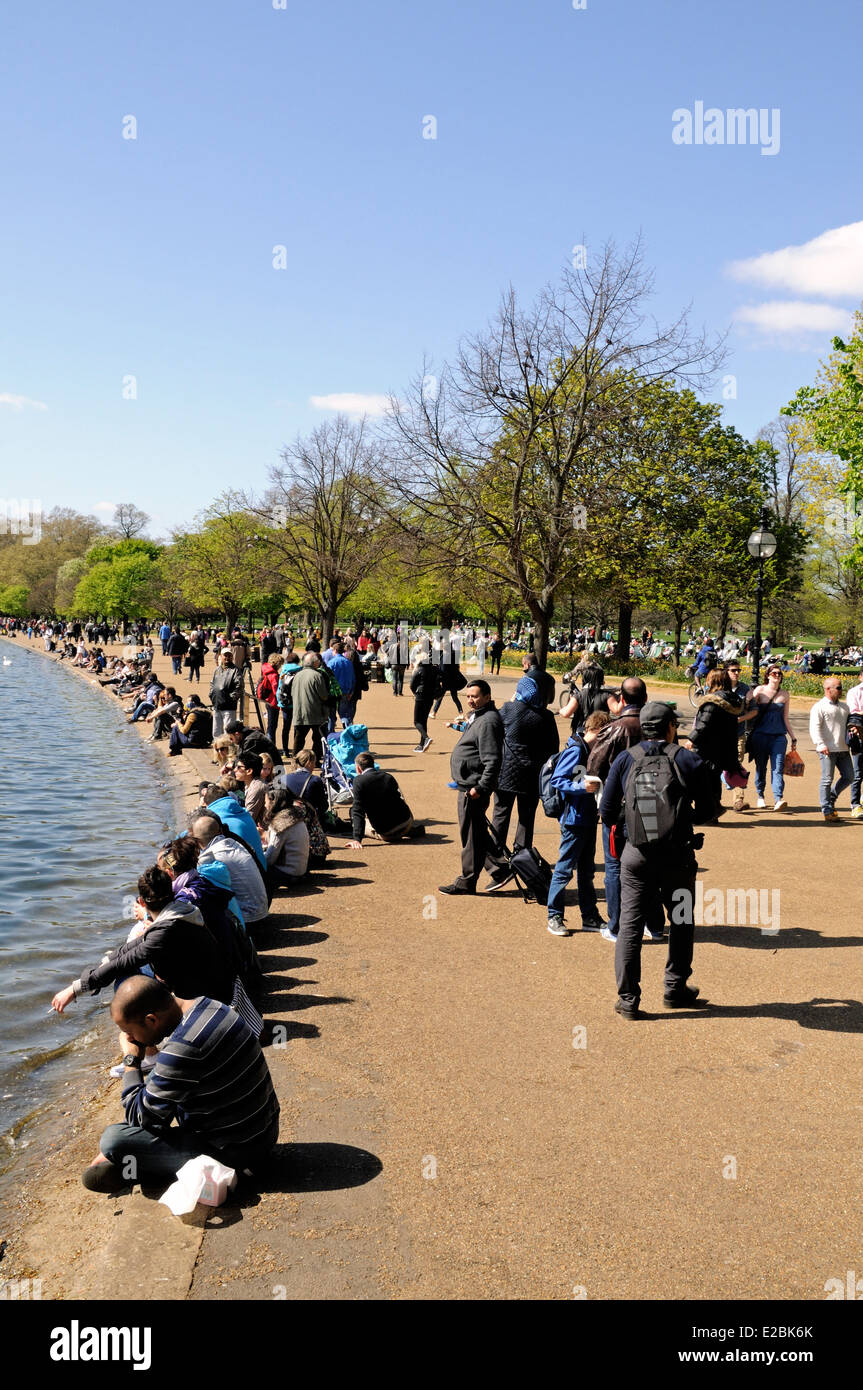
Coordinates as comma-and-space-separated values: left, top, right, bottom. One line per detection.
2, 0, 861, 536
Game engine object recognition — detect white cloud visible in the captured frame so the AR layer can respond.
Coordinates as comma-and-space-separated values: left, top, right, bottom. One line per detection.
94, 501, 116, 512
733, 299, 853, 344
0, 392, 48, 411
309, 392, 391, 418
727, 221, 863, 299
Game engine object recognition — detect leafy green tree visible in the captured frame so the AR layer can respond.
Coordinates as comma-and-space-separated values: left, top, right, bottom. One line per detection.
0, 583, 30, 618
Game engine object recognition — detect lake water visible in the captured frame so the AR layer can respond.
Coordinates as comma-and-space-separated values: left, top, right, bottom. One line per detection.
0, 641, 175, 1199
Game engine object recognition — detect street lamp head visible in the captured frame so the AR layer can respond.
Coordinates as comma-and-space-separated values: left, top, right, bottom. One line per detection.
747, 526, 777, 560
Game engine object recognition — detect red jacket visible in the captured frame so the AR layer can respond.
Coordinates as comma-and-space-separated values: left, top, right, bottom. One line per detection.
257, 662, 279, 708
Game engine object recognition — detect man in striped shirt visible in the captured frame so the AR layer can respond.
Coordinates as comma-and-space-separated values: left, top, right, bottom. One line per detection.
82, 975, 279, 1193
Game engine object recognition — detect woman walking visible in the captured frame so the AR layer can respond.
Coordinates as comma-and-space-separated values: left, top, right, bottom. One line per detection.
688, 669, 743, 810
748, 664, 797, 812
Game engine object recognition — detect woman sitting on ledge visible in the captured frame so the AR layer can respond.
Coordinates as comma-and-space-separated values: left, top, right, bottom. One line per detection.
168, 694, 214, 755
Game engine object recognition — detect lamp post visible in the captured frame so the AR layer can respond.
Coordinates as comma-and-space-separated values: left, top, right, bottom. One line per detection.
747, 513, 777, 687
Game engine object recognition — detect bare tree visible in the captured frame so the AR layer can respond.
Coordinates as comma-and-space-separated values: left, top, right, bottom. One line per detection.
382, 239, 725, 666
756, 417, 808, 525
254, 416, 394, 645
112, 503, 150, 539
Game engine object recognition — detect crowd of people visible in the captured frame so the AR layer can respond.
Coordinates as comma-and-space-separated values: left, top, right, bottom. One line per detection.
1, 606, 860, 1195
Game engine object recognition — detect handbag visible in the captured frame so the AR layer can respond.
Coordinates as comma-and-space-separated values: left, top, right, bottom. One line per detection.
784, 747, 805, 777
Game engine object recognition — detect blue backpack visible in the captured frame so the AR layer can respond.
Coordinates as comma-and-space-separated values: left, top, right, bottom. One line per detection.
539, 752, 565, 817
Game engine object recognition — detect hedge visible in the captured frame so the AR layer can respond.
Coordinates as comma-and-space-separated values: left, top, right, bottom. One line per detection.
499, 651, 848, 698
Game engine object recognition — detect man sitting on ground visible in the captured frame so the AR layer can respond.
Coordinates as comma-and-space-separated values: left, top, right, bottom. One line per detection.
198, 782, 266, 867
233, 750, 269, 825
189, 812, 269, 935
350, 751, 426, 847
82, 975, 280, 1192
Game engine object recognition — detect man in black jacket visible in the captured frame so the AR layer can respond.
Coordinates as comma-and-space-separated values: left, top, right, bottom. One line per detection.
520, 652, 555, 707
224, 718, 283, 766
350, 752, 425, 845
165, 626, 189, 676
440, 681, 503, 895
484, 676, 559, 890
600, 702, 716, 1019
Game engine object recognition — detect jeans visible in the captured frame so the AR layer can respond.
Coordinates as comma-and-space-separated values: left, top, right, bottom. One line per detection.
601, 820, 621, 933
852, 751, 862, 809
338, 697, 356, 728
818, 750, 854, 814
750, 732, 786, 802
280, 707, 294, 758
266, 704, 279, 743
392, 666, 404, 695
213, 708, 236, 738
547, 818, 598, 921
100, 1119, 278, 1184
130, 700, 154, 722
171, 656, 182, 674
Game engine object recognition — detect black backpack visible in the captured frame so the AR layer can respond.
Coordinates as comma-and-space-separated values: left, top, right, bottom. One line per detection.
623, 742, 688, 851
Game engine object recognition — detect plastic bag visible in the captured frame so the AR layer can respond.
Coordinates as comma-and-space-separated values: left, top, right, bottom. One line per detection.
784, 748, 805, 777
159, 1155, 237, 1216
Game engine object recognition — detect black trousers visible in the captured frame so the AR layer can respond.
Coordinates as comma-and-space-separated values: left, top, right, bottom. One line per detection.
292, 723, 324, 760
414, 698, 433, 742
433, 688, 463, 716
392, 666, 405, 695
488, 788, 538, 855
615, 843, 697, 1008
451, 788, 492, 889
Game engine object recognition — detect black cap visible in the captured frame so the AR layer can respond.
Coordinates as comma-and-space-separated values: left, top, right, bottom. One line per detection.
639, 701, 677, 739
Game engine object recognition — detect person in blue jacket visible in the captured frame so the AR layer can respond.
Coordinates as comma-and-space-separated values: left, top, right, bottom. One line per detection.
197, 782, 266, 869
546, 728, 605, 936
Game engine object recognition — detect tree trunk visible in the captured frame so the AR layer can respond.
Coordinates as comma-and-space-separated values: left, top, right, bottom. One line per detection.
321, 600, 338, 646
673, 608, 685, 666
716, 603, 730, 647
439, 602, 455, 630
615, 601, 633, 662
494, 606, 505, 640
530, 602, 554, 669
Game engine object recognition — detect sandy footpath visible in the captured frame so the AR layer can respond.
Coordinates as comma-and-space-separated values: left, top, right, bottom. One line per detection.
2, 635, 861, 1301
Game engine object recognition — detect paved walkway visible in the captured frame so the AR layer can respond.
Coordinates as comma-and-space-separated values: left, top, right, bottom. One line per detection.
6, 639, 861, 1300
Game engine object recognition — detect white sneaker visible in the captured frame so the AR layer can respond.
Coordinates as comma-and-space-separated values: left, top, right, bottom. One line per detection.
643, 928, 665, 941
547, 915, 569, 936
756, 796, 767, 809
773, 798, 787, 812
600, 925, 618, 942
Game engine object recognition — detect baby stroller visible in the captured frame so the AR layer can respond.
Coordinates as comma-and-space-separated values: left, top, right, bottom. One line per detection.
321, 737, 356, 815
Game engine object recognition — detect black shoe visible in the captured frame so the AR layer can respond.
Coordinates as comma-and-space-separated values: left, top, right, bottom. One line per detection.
439, 882, 476, 895
663, 985, 705, 1008
407, 824, 427, 838
614, 999, 642, 1020
81, 1160, 131, 1193
483, 868, 514, 892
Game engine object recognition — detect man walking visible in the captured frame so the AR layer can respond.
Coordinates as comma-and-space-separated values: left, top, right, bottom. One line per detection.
809, 677, 853, 822
409, 655, 441, 752
485, 674, 559, 890
600, 702, 715, 1019
439, 681, 503, 895
165, 625, 188, 676
159, 620, 171, 656
322, 637, 356, 730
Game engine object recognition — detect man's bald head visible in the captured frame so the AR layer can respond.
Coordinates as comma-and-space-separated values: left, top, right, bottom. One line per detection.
111, 976, 183, 1049
188, 811, 222, 846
